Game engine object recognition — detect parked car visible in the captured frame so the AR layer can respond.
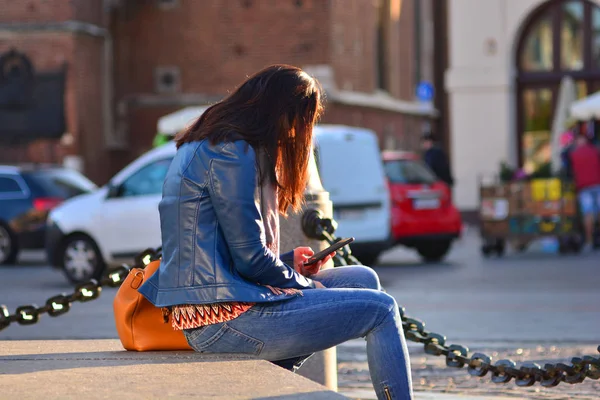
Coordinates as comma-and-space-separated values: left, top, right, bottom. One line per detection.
46, 143, 175, 283
314, 125, 392, 265
0, 164, 97, 265
382, 151, 462, 262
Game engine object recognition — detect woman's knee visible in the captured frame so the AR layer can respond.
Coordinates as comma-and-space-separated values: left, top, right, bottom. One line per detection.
377, 291, 398, 311
313, 265, 381, 290
350, 265, 381, 290
357, 291, 399, 335
359, 289, 397, 315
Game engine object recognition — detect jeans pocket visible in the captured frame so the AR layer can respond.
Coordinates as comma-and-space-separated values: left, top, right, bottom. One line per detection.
184, 323, 264, 356
183, 325, 210, 343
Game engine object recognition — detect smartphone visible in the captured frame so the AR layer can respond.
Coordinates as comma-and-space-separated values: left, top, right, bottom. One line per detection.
303, 237, 355, 266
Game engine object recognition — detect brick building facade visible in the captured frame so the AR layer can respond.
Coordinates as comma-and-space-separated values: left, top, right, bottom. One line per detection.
0, 0, 436, 185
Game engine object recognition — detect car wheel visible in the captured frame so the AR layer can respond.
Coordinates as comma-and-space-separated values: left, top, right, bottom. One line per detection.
417, 240, 452, 263
60, 234, 106, 284
0, 223, 19, 265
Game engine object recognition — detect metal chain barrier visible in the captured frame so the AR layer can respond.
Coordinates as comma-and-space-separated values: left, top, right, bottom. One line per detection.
1, 246, 599, 388
399, 310, 600, 387
0, 248, 159, 331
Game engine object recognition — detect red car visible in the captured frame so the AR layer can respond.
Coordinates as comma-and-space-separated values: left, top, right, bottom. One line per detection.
382, 151, 462, 262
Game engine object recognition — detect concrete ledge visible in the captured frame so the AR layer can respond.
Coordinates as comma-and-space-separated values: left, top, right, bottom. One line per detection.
0, 339, 347, 400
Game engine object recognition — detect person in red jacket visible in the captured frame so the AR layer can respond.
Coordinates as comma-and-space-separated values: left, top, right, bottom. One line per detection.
569, 133, 600, 249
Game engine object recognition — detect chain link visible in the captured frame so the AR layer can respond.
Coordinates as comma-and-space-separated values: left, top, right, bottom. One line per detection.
0, 248, 160, 332
1, 246, 599, 388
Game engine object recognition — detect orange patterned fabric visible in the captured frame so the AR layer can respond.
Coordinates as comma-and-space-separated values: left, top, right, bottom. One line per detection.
167, 286, 304, 330
169, 302, 255, 330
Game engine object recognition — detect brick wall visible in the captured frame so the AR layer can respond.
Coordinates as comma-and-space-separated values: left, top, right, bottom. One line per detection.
113, 0, 416, 99
0, 0, 106, 25
73, 0, 107, 27
112, 0, 330, 97
329, 0, 376, 93
395, 0, 416, 101
0, 0, 74, 23
72, 34, 105, 182
0, 32, 72, 71
112, 0, 335, 175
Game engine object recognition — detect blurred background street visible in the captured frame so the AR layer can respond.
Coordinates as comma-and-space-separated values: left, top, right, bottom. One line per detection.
2, 1, 600, 398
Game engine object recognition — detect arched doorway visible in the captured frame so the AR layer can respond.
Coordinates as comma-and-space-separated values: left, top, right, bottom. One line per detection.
516, 0, 600, 173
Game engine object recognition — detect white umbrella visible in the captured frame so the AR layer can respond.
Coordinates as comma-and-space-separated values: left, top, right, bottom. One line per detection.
157, 106, 210, 136
570, 90, 600, 120
550, 76, 577, 173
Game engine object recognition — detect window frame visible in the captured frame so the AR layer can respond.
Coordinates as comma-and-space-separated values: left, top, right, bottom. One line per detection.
115, 158, 173, 199
515, 0, 600, 167
383, 159, 438, 185
0, 173, 30, 200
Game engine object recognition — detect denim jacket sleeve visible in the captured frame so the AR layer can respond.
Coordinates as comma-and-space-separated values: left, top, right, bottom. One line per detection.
280, 250, 294, 266
208, 142, 315, 289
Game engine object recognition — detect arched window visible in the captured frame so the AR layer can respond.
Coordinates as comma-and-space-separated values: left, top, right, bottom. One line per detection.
516, 0, 600, 173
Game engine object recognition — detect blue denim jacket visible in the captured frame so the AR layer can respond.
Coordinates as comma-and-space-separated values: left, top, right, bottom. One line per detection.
138, 140, 315, 307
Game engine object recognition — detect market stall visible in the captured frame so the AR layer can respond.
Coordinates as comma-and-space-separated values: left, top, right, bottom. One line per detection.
478, 90, 600, 256
479, 177, 580, 256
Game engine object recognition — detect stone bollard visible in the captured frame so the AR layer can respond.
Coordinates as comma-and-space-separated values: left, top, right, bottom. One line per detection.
279, 149, 337, 391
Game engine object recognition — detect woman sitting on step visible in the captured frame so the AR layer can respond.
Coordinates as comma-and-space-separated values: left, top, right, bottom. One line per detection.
138, 64, 413, 400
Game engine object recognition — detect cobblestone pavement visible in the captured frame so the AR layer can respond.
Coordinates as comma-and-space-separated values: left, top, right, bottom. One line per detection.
337, 341, 600, 399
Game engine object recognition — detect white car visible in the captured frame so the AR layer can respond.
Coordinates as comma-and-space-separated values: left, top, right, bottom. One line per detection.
313, 125, 391, 265
47, 125, 391, 283
46, 143, 176, 283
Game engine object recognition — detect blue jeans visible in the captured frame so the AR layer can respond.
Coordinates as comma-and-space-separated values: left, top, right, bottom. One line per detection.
578, 184, 600, 216
183, 266, 413, 400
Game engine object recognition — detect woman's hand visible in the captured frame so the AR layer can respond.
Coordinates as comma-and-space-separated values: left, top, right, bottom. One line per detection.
293, 246, 335, 277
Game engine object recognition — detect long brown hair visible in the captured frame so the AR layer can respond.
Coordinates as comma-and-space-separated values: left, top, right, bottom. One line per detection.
175, 64, 323, 215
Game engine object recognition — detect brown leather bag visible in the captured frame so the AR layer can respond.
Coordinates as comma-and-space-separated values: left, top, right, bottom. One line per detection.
113, 259, 192, 351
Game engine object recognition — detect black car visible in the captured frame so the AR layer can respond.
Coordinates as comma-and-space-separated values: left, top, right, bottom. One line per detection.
0, 164, 97, 264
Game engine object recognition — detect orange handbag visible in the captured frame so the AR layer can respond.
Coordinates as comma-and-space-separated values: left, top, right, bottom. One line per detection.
113, 259, 192, 351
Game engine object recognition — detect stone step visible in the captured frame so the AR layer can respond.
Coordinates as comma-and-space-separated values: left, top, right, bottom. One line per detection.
1, 339, 346, 400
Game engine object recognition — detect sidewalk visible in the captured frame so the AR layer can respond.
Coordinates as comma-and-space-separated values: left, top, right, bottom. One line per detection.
2, 339, 521, 400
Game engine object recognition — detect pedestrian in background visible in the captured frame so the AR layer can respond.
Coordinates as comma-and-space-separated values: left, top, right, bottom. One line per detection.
139, 64, 413, 400
421, 131, 454, 188
569, 132, 600, 251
